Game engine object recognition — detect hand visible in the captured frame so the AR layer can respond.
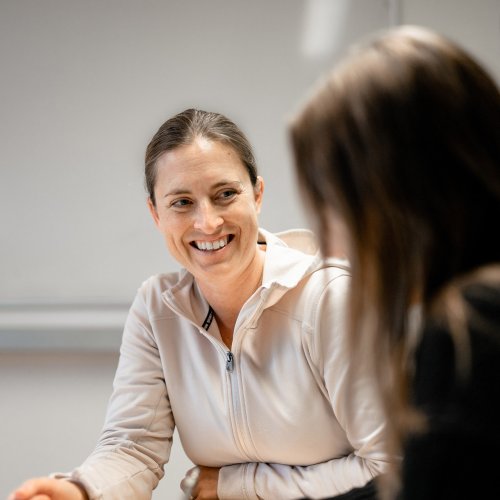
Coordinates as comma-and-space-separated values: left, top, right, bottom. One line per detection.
8, 477, 89, 500
180, 465, 220, 500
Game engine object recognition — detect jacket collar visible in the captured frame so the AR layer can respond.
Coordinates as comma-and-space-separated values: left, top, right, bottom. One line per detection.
259, 228, 322, 290
162, 228, 323, 319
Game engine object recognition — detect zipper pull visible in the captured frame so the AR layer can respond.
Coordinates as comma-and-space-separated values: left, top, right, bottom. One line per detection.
226, 351, 234, 372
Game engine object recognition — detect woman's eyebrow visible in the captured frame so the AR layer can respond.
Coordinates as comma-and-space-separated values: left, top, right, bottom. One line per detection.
163, 188, 191, 198
211, 180, 243, 189
163, 180, 242, 198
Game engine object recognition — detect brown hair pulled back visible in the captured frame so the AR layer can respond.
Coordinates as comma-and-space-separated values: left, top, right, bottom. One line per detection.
145, 108, 258, 206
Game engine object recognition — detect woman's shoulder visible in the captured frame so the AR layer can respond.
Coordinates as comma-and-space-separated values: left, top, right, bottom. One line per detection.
416, 264, 500, 409
139, 270, 186, 291
275, 259, 351, 323
461, 271, 500, 329
429, 264, 500, 338
134, 269, 191, 304
303, 257, 351, 291
125, 270, 193, 321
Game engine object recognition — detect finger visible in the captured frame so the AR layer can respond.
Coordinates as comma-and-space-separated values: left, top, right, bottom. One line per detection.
180, 466, 200, 495
8, 491, 51, 500
9, 477, 59, 500
181, 469, 198, 496
9, 478, 52, 499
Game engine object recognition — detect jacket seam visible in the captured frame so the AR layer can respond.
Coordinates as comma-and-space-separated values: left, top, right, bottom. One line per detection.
264, 304, 309, 325
130, 292, 169, 446
149, 313, 179, 321
309, 272, 350, 368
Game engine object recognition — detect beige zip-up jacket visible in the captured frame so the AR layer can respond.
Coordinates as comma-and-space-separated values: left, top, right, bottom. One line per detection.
57, 229, 390, 499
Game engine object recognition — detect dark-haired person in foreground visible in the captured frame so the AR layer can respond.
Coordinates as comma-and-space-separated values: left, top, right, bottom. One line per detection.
291, 25, 500, 499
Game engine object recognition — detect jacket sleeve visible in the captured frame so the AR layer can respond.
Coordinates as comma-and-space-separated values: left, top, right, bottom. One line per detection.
54, 288, 175, 500
218, 273, 392, 500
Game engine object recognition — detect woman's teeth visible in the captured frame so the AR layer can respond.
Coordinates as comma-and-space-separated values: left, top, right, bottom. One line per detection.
195, 237, 228, 251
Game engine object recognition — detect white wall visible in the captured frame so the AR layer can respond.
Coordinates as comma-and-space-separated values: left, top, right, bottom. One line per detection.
1, 0, 499, 498
0, 0, 390, 303
401, 0, 500, 80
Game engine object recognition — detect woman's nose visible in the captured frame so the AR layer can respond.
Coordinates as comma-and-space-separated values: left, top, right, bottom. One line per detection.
193, 202, 223, 233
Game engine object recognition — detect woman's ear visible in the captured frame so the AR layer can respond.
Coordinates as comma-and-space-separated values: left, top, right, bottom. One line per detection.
147, 198, 161, 228
254, 176, 264, 213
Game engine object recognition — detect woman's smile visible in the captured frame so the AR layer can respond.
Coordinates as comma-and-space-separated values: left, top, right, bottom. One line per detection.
190, 234, 234, 251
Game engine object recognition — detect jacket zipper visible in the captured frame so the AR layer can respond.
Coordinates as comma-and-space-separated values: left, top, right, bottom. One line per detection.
164, 289, 275, 458
225, 351, 234, 372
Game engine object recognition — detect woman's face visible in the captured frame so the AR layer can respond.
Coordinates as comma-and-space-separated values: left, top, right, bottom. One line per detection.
148, 137, 264, 284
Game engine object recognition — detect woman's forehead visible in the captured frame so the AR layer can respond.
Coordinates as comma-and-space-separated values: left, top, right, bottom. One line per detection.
159, 138, 241, 167
155, 139, 249, 190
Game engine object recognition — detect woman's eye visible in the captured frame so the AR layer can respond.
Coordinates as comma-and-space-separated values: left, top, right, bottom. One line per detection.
218, 190, 237, 201
171, 198, 192, 209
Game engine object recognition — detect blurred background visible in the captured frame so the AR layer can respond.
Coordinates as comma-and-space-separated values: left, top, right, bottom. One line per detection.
1, 0, 499, 497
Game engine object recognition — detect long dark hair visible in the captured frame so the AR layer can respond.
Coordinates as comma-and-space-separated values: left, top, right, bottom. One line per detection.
290, 24, 500, 469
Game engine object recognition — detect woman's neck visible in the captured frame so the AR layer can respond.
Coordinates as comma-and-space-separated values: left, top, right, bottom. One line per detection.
197, 247, 265, 347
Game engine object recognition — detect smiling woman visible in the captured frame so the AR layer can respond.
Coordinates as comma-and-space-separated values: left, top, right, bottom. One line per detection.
10, 109, 393, 500
148, 137, 264, 320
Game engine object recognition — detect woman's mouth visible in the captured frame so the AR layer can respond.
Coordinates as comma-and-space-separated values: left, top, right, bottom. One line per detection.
190, 235, 234, 251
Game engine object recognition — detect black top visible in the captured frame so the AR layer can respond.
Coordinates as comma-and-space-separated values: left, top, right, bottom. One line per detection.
319, 278, 500, 500
400, 280, 500, 499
